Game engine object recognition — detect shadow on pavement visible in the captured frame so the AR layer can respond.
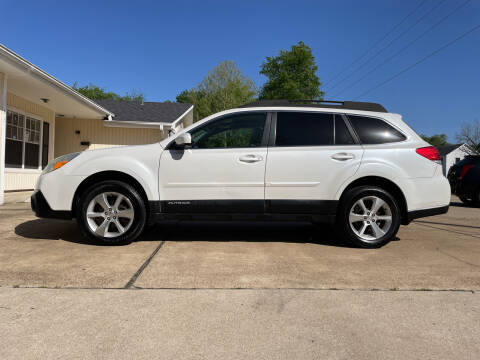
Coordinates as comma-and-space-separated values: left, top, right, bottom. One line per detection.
14, 219, 161, 246
15, 219, 395, 248
449, 201, 479, 208
154, 221, 356, 248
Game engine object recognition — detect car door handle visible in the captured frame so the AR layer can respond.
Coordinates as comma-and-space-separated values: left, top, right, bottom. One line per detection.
331, 152, 355, 161
239, 154, 263, 163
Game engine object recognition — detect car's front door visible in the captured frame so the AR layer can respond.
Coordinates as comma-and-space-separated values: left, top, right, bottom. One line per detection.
159, 112, 269, 214
265, 111, 364, 215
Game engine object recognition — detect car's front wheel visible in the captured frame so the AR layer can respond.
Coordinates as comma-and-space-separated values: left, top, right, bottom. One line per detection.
336, 186, 401, 248
77, 181, 147, 245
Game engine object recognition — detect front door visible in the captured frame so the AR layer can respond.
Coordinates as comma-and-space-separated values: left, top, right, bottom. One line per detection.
265, 111, 364, 214
159, 112, 269, 213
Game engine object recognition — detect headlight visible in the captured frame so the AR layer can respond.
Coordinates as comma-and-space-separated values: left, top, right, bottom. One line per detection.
42, 152, 81, 175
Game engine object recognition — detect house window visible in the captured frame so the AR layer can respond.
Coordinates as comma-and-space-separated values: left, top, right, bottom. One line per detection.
5, 109, 48, 169
455, 157, 461, 163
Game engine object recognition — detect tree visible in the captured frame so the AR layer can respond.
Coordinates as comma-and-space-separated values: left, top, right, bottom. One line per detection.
176, 60, 256, 122
420, 134, 449, 147
456, 119, 480, 154
72, 82, 144, 101
259, 41, 324, 101
176, 88, 210, 122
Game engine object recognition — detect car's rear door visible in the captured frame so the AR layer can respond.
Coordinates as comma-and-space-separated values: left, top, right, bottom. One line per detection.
264, 111, 364, 215
159, 112, 269, 214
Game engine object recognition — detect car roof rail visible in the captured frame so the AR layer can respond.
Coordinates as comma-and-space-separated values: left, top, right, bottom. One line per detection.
239, 99, 388, 113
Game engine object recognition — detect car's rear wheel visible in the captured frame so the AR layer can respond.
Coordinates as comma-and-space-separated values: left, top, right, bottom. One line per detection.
336, 186, 401, 248
77, 181, 147, 245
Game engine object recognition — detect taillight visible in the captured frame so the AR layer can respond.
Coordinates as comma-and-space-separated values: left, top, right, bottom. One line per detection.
459, 164, 474, 179
416, 146, 441, 162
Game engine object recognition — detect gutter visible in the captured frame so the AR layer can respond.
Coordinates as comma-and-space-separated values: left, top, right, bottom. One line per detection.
103, 120, 176, 129
170, 105, 194, 129
0, 43, 114, 118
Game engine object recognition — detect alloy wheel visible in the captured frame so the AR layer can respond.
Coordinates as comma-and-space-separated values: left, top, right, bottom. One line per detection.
86, 192, 135, 238
349, 195, 393, 242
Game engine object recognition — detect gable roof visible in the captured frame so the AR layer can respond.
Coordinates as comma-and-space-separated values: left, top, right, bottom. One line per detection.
0, 43, 113, 119
95, 99, 192, 124
437, 144, 464, 156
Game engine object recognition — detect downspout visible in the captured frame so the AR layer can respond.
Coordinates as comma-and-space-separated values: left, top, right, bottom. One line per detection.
0, 73, 7, 205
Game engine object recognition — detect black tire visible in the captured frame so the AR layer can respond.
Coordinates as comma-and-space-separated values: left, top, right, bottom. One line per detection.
459, 194, 479, 207
76, 180, 147, 245
336, 186, 401, 248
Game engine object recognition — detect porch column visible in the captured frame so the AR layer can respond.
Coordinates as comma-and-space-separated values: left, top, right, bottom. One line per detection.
0, 72, 6, 205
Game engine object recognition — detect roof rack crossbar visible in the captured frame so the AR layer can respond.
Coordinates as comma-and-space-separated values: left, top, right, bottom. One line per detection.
239, 99, 387, 113
294, 99, 343, 105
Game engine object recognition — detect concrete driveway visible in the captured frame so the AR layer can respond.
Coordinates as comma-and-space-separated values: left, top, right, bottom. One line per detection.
0, 195, 479, 290
0, 194, 479, 359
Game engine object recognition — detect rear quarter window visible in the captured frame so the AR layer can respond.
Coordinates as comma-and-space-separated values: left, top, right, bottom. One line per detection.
348, 115, 406, 144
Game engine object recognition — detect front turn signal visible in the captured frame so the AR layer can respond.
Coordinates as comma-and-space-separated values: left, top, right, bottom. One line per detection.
53, 161, 69, 171
42, 152, 81, 175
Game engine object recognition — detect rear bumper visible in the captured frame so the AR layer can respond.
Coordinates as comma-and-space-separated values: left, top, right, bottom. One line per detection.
406, 205, 449, 223
31, 190, 72, 220
404, 173, 451, 211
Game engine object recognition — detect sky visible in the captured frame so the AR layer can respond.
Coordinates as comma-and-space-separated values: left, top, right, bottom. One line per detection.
2, 0, 479, 141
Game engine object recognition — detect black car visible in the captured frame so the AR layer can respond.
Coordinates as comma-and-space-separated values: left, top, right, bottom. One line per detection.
448, 155, 480, 206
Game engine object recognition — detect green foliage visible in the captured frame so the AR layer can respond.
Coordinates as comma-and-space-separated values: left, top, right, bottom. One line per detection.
72, 82, 144, 101
420, 134, 449, 147
176, 89, 210, 122
176, 61, 257, 122
259, 41, 324, 101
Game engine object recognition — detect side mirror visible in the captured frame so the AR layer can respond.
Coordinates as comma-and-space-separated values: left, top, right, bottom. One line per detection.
174, 133, 192, 148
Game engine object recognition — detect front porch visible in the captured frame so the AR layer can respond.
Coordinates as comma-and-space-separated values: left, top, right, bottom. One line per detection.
0, 44, 113, 203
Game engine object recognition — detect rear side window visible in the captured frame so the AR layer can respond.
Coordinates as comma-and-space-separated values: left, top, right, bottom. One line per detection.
348, 115, 406, 144
275, 112, 333, 146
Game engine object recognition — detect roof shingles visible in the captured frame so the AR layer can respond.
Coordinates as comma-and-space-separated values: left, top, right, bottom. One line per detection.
437, 144, 463, 156
95, 100, 192, 124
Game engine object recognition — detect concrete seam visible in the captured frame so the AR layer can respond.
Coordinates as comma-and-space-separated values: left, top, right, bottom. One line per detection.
124, 240, 165, 289
414, 222, 480, 239
1, 286, 476, 294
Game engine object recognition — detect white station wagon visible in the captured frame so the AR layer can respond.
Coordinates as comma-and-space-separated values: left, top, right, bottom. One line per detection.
31, 100, 450, 248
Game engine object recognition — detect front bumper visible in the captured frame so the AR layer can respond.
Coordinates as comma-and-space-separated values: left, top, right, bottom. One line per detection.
31, 190, 73, 220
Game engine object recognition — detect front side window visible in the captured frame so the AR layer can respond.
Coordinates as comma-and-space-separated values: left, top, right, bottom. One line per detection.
5, 110, 46, 169
347, 115, 406, 144
275, 112, 334, 146
190, 113, 266, 149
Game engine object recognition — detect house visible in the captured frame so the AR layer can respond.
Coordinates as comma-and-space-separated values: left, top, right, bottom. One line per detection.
0, 43, 193, 204
437, 143, 470, 176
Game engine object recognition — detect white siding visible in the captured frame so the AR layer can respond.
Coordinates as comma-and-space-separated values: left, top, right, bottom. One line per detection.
5, 170, 41, 191
54, 117, 163, 157
442, 145, 470, 175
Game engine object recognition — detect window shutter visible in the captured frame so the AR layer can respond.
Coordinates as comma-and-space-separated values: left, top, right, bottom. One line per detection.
42, 122, 50, 168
